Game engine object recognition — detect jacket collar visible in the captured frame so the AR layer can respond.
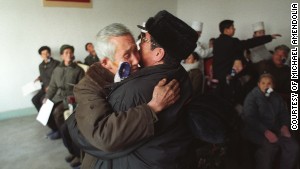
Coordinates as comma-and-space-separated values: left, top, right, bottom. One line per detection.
86, 63, 114, 88
108, 63, 185, 95
41, 57, 53, 65
180, 60, 200, 72
59, 61, 77, 68
220, 34, 232, 39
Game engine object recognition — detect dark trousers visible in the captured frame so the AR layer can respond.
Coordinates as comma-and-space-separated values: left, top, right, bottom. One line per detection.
47, 102, 65, 131
255, 137, 299, 169
61, 122, 81, 158
214, 81, 235, 103
31, 89, 45, 112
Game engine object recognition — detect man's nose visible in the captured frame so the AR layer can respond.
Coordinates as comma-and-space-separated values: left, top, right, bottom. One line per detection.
131, 54, 140, 65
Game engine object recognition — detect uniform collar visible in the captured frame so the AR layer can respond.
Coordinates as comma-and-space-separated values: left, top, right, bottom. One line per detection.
59, 61, 77, 68
42, 57, 52, 65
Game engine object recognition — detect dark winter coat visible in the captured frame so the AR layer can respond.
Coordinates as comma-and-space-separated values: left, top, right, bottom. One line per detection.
72, 64, 157, 169
213, 34, 272, 82
84, 54, 100, 66
46, 62, 84, 103
38, 58, 60, 89
241, 87, 290, 144
70, 63, 193, 169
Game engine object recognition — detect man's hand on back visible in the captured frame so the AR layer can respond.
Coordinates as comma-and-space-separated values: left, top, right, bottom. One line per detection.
147, 78, 180, 113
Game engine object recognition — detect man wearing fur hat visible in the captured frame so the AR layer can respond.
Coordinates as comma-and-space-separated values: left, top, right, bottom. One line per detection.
71, 10, 198, 169
250, 21, 273, 63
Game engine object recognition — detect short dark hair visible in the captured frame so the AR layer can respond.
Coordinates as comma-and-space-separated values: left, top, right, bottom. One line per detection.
38, 46, 51, 55
219, 20, 234, 34
85, 42, 92, 51
274, 45, 290, 54
60, 44, 74, 55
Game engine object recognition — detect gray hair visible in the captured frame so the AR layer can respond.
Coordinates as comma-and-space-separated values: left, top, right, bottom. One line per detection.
274, 44, 290, 54
258, 73, 274, 83
96, 23, 133, 61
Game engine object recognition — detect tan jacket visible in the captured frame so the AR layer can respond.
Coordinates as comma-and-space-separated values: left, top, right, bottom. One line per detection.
46, 62, 84, 103
74, 64, 156, 169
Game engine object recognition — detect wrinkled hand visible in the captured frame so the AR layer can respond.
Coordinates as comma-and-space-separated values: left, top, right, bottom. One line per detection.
280, 125, 291, 138
271, 34, 282, 39
147, 78, 180, 113
232, 59, 243, 73
264, 130, 278, 143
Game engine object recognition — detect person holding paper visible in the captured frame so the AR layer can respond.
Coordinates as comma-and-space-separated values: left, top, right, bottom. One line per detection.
45, 44, 85, 140
32, 46, 59, 112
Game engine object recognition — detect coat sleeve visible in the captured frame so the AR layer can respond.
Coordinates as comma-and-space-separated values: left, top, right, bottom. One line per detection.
194, 44, 213, 59
77, 67, 85, 82
189, 70, 202, 95
242, 92, 268, 134
278, 95, 290, 127
45, 69, 58, 100
74, 78, 155, 152
240, 35, 272, 49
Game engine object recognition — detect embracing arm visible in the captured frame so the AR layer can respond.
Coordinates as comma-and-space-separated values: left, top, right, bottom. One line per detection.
75, 78, 179, 152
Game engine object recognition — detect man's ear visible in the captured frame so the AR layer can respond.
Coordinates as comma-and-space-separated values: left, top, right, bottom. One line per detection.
101, 57, 111, 69
153, 48, 165, 63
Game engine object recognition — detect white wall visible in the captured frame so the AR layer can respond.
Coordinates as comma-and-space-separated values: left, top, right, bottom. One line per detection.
0, 0, 177, 113
0, 0, 297, 113
177, 0, 298, 50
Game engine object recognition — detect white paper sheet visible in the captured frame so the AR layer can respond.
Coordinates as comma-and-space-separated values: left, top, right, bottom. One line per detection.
36, 99, 54, 126
22, 81, 42, 96
77, 63, 89, 72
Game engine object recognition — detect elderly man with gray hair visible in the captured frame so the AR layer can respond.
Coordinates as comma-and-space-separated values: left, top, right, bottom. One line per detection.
68, 10, 199, 169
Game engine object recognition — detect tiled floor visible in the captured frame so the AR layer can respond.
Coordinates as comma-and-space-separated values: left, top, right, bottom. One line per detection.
0, 115, 70, 169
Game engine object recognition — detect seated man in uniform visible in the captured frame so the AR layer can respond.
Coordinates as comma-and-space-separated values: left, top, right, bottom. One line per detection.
45, 44, 85, 140
32, 46, 59, 112
83, 42, 99, 66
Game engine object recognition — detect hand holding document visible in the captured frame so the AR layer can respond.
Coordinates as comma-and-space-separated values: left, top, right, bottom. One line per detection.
22, 81, 42, 96
36, 99, 54, 126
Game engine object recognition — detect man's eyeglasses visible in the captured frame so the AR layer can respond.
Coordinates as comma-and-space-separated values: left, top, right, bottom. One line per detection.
140, 34, 158, 47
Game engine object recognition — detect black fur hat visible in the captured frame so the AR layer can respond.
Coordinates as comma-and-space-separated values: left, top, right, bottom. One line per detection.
138, 10, 198, 61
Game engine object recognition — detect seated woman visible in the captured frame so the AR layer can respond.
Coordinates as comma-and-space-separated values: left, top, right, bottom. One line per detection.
241, 73, 299, 169
45, 44, 85, 140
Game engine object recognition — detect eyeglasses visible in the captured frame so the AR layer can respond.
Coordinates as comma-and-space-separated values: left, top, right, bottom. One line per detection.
140, 34, 158, 47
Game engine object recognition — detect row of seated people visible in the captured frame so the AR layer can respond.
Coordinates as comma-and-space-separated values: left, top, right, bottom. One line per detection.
180, 18, 298, 169
31, 44, 94, 168
181, 44, 298, 169
31, 19, 298, 169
